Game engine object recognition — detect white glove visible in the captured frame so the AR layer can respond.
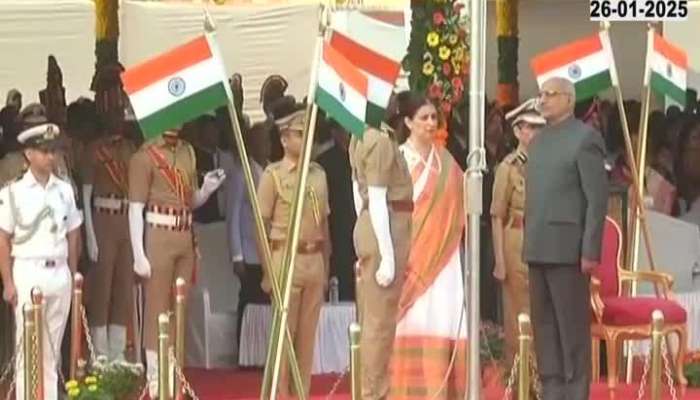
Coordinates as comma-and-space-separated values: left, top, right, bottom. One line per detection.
82, 184, 99, 263
128, 202, 152, 278
367, 185, 395, 287
192, 169, 226, 208
352, 180, 363, 217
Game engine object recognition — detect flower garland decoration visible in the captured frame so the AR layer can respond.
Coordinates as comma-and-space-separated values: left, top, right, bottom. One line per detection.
403, 0, 470, 119
496, 0, 519, 107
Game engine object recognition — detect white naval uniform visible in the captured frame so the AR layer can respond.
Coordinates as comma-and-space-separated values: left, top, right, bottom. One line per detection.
0, 170, 83, 400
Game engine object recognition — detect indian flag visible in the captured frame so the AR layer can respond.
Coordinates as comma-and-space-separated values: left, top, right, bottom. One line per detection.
316, 43, 369, 137
531, 31, 618, 101
644, 31, 688, 106
121, 34, 230, 139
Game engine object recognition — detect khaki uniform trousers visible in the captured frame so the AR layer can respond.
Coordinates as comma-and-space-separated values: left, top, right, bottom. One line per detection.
87, 211, 134, 326
353, 211, 411, 400
271, 248, 325, 398
143, 226, 195, 351
502, 224, 530, 368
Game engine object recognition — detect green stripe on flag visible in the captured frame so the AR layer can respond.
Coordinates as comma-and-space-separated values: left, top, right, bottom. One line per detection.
365, 102, 386, 129
650, 71, 686, 106
139, 83, 229, 140
574, 70, 612, 102
316, 87, 366, 137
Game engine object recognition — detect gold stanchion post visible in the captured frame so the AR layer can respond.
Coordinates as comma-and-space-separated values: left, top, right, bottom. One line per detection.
23, 304, 37, 400
650, 310, 664, 400
517, 313, 532, 400
158, 313, 171, 400
349, 323, 361, 400
70, 273, 83, 379
174, 278, 186, 400
30, 289, 44, 400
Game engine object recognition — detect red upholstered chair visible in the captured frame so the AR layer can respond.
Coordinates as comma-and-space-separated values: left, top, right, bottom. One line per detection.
590, 216, 688, 391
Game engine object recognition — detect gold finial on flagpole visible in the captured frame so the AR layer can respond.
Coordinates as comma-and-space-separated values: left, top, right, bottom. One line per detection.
203, 4, 216, 33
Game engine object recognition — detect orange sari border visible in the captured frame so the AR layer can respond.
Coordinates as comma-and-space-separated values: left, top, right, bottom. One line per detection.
397, 148, 465, 321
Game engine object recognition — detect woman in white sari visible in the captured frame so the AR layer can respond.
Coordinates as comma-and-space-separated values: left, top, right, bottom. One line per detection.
389, 92, 468, 399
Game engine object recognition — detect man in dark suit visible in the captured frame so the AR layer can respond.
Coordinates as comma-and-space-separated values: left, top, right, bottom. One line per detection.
524, 77, 608, 400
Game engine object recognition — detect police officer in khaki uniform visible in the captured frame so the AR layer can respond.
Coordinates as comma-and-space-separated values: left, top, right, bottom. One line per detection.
349, 123, 413, 400
83, 108, 137, 360
0, 123, 83, 400
128, 128, 224, 395
257, 107, 330, 398
491, 98, 545, 370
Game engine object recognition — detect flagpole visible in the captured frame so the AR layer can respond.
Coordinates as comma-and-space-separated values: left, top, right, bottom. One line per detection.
466, 0, 487, 399
625, 23, 659, 385
265, 5, 328, 399
200, 9, 307, 399
600, 22, 657, 274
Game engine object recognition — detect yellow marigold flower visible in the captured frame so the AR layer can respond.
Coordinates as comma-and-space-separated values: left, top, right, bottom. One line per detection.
451, 57, 462, 75
452, 46, 465, 62
68, 388, 80, 398
448, 34, 459, 45
426, 32, 440, 48
439, 46, 451, 61
422, 61, 435, 76
88, 384, 98, 392
65, 380, 79, 390
85, 376, 98, 384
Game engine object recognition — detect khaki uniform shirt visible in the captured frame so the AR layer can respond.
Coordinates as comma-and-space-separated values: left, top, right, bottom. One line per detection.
349, 128, 412, 206
83, 136, 136, 198
257, 159, 329, 243
491, 147, 528, 223
128, 137, 197, 209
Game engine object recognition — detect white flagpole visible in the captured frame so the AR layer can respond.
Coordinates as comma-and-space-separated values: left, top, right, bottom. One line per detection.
466, 0, 487, 399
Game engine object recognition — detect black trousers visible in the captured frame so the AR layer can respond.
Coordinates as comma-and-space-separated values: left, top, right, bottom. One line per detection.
236, 264, 270, 346
529, 263, 591, 400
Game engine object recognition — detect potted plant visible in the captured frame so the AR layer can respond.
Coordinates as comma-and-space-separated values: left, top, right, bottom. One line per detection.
480, 321, 506, 390
65, 356, 143, 400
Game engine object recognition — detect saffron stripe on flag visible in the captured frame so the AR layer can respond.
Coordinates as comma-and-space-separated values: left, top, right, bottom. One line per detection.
139, 83, 228, 139
531, 34, 603, 76
127, 58, 226, 120
122, 36, 212, 95
330, 31, 401, 84
322, 43, 368, 97
654, 33, 688, 69
316, 88, 366, 137
650, 71, 686, 105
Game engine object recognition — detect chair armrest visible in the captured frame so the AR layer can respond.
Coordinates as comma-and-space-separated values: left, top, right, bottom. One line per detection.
618, 269, 674, 295
590, 277, 605, 323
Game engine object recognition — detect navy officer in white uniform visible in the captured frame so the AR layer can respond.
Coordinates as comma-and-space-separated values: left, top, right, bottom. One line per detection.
0, 123, 82, 400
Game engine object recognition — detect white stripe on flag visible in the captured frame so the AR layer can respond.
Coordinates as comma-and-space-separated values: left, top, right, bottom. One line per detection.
332, 10, 404, 63
318, 60, 367, 122
599, 30, 619, 86
644, 29, 655, 85
536, 49, 611, 86
367, 74, 393, 108
129, 58, 227, 120
649, 52, 687, 90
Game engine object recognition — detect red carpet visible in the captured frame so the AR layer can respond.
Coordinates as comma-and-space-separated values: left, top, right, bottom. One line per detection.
184, 368, 700, 399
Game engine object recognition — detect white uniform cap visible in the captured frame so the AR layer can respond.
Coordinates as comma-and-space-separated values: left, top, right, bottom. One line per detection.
505, 98, 546, 127
17, 123, 61, 148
